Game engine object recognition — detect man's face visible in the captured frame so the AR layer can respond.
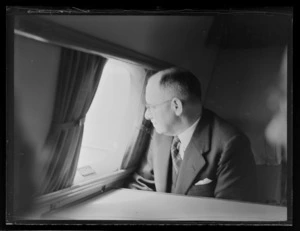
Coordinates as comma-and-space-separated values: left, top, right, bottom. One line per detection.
144, 75, 176, 136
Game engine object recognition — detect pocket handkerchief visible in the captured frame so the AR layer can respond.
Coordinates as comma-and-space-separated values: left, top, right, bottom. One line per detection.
195, 178, 212, 185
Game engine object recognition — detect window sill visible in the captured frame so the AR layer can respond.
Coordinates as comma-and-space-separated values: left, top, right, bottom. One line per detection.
27, 168, 134, 219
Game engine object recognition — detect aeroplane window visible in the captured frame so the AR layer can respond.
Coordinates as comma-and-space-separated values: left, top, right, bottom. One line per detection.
73, 59, 131, 183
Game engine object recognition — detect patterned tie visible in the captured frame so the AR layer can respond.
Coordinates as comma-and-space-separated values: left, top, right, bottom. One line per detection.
171, 136, 182, 174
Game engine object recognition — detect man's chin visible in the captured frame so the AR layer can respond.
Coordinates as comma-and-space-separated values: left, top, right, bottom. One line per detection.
154, 128, 162, 134
153, 126, 163, 134
154, 128, 172, 136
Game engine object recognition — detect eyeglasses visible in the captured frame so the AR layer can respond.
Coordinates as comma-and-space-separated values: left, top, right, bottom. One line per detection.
145, 99, 173, 112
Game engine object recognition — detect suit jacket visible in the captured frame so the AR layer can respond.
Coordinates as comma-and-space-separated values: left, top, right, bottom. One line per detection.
128, 108, 258, 202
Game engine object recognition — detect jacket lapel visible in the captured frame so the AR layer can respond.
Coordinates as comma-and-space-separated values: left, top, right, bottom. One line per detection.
174, 109, 212, 194
152, 133, 173, 192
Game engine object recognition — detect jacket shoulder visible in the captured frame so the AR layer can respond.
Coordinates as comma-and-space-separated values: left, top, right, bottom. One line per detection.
207, 109, 248, 144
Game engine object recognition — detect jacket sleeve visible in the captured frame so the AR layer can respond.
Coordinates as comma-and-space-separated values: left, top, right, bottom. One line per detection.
127, 143, 156, 191
214, 134, 258, 202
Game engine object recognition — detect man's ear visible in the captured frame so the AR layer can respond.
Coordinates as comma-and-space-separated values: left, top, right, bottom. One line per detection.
171, 98, 183, 116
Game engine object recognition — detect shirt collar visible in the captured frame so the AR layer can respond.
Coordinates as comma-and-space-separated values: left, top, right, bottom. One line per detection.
178, 116, 201, 154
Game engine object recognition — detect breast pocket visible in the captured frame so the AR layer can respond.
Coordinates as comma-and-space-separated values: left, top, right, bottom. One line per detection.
187, 180, 215, 197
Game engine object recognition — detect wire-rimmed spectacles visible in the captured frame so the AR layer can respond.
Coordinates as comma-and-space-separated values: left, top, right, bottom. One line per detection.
145, 99, 173, 111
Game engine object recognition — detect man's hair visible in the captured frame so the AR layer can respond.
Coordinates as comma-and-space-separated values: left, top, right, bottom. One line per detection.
157, 67, 202, 101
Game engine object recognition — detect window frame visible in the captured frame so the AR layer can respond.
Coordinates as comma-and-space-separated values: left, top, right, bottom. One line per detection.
73, 58, 146, 185
12, 15, 170, 218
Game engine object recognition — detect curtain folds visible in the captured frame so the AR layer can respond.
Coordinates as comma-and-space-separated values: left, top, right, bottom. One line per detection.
120, 117, 153, 170
38, 48, 107, 195
120, 69, 157, 170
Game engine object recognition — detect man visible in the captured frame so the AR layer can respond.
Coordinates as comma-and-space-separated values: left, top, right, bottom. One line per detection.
128, 67, 258, 202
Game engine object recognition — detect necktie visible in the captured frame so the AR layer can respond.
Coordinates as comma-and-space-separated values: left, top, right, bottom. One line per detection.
171, 136, 182, 174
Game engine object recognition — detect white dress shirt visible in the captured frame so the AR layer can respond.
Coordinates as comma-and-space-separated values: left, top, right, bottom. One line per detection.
177, 117, 201, 160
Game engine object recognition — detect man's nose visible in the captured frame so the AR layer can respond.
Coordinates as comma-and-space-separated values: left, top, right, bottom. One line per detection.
144, 108, 152, 120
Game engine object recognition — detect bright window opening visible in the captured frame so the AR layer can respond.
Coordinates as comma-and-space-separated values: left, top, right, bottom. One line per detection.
74, 59, 131, 183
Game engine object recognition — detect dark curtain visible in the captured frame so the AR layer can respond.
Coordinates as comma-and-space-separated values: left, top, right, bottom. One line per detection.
120, 117, 153, 169
120, 69, 157, 170
38, 48, 107, 195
